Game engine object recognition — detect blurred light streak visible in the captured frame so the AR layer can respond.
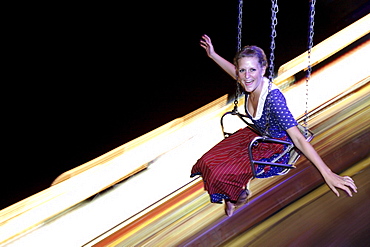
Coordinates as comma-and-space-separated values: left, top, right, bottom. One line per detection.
284, 38, 370, 121
275, 13, 370, 85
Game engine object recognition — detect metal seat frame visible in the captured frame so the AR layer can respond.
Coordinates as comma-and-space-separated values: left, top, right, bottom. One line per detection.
220, 104, 314, 178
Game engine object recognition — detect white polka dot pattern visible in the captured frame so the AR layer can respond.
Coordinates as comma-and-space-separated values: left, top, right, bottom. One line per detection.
246, 89, 298, 138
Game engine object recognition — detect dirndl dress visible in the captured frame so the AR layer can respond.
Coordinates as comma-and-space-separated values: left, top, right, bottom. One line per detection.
190, 127, 290, 204
190, 82, 298, 204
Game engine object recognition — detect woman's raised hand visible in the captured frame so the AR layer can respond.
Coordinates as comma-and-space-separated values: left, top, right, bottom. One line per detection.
200, 34, 216, 58
199, 34, 237, 79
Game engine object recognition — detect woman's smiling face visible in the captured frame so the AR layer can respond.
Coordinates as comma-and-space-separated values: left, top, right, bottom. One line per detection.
237, 56, 266, 94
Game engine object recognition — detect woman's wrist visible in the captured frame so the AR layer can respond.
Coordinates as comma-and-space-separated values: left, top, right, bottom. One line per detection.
209, 51, 220, 60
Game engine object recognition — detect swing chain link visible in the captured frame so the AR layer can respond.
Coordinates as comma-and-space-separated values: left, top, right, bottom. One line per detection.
237, 0, 243, 52
304, 0, 316, 137
234, 0, 243, 108
268, 0, 279, 82
264, 0, 279, 137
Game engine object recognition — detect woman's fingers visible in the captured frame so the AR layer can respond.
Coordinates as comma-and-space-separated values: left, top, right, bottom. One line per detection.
200, 34, 215, 57
202, 34, 210, 41
200, 34, 211, 46
330, 185, 340, 197
200, 40, 207, 46
200, 39, 208, 47
345, 179, 358, 193
200, 41, 208, 50
343, 176, 354, 183
337, 176, 357, 197
326, 173, 357, 197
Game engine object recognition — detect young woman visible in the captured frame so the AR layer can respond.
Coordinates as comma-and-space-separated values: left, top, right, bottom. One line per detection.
191, 35, 357, 216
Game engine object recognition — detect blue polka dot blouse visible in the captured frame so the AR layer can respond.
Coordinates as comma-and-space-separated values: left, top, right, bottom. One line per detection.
245, 83, 298, 139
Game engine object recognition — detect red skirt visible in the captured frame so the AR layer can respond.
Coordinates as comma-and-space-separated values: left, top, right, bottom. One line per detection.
191, 127, 286, 203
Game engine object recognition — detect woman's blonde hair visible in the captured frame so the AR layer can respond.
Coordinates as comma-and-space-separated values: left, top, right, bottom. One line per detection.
233, 45, 268, 68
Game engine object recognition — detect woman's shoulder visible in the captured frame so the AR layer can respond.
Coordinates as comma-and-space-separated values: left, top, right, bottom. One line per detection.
269, 87, 286, 102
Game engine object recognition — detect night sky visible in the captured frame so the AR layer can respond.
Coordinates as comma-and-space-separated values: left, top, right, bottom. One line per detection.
3, 1, 366, 209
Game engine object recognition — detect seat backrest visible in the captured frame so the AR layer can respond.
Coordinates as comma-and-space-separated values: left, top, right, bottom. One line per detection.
220, 107, 260, 138
221, 108, 314, 166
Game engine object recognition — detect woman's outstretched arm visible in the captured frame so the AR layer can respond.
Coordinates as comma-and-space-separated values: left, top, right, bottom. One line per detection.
286, 126, 357, 197
200, 34, 237, 79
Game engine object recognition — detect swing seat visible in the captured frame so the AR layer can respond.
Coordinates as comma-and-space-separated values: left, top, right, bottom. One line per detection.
220, 107, 314, 178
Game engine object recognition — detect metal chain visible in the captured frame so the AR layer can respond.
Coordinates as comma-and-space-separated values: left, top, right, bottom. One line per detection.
264, 0, 279, 137
304, 0, 316, 137
237, 0, 243, 52
234, 0, 243, 108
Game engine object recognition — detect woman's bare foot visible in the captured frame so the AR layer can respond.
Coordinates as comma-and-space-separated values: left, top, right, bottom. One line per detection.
225, 200, 236, 217
235, 189, 250, 207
